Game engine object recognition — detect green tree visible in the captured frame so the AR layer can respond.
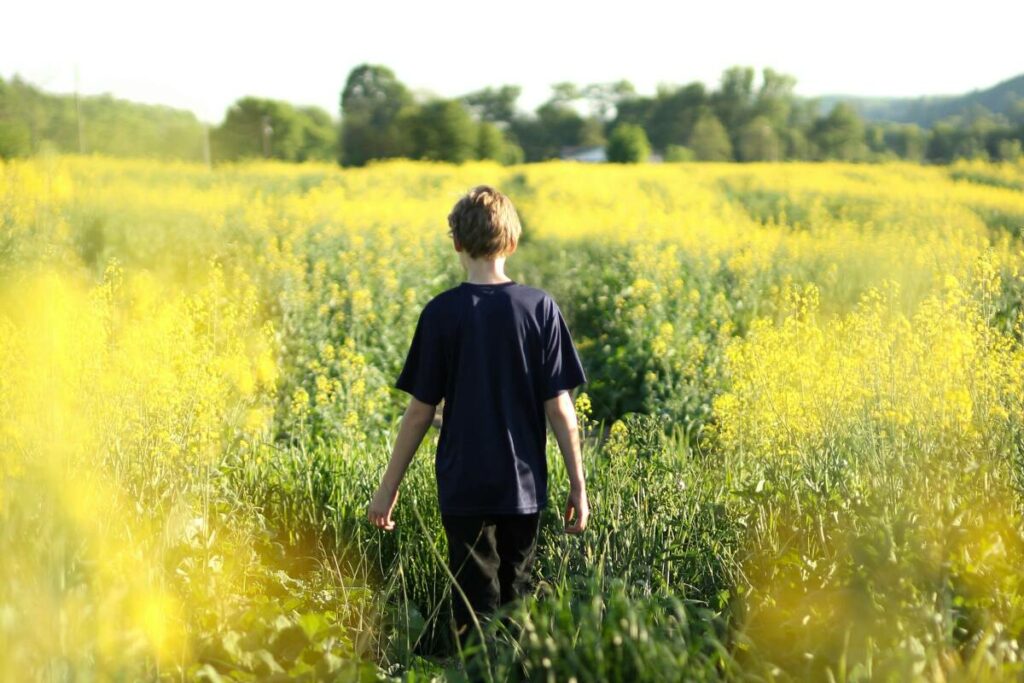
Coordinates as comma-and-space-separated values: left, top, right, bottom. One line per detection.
461, 85, 522, 124
644, 82, 706, 152
688, 112, 733, 161
476, 121, 523, 164
612, 95, 655, 129
548, 82, 582, 106
340, 64, 414, 166
477, 121, 505, 161
864, 123, 888, 159
580, 117, 607, 147
713, 66, 756, 148
753, 68, 797, 128
499, 139, 525, 165
810, 103, 866, 160
883, 123, 926, 161
510, 86, 587, 161
0, 120, 31, 158
606, 123, 650, 163
536, 102, 585, 152
664, 144, 695, 162
211, 97, 305, 162
0, 76, 45, 154
926, 121, 960, 162
996, 138, 1022, 161
408, 99, 477, 163
581, 80, 636, 121
782, 98, 818, 159
737, 115, 781, 161
295, 106, 338, 162
924, 107, 1004, 162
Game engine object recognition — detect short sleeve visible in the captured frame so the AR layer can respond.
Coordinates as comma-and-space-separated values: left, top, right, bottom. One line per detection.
541, 297, 587, 401
395, 306, 446, 406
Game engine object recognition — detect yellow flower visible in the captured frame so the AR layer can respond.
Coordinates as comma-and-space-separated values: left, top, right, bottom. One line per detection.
290, 388, 310, 416
256, 351, 279, 387
574, 392, 592, 419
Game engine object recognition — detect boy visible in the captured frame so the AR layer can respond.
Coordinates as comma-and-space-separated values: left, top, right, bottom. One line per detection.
366, 184, 589, 648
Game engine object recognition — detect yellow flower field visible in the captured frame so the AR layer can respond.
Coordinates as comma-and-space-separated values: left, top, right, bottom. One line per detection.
1, 153, 1023, 680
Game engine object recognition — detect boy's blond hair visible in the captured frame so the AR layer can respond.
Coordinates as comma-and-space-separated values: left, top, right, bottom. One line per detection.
447, 185, 522, 259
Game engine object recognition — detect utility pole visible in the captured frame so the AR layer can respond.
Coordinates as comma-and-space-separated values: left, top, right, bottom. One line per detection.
202, 123, 211, 168
260, 114, 273, 158
74, 64, 84, 154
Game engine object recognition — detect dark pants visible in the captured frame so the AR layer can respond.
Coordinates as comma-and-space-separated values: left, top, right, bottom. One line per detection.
441, 512, 541, 648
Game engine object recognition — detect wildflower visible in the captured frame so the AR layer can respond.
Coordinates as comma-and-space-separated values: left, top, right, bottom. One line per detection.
290, 388, 310, 416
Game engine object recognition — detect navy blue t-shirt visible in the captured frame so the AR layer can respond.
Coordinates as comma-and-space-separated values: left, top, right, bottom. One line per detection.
394, 280, 587, 515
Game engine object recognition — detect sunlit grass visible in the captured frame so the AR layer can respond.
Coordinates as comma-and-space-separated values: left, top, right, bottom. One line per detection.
0, 153, 1022, 679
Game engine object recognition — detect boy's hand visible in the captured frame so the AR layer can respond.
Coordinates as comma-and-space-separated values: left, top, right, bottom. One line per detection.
368, 483, 399, 531
564, 487, 589, 534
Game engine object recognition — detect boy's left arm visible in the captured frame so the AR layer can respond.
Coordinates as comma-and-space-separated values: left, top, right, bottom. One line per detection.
367, 397, 436, 531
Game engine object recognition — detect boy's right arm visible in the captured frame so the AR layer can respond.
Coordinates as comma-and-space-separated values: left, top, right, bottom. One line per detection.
544, 391, 589, 534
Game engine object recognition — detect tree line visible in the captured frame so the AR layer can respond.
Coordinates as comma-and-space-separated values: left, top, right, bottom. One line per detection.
336, 64, 1024, 164
0, 75, 207, 161
2, 66, 1022, 165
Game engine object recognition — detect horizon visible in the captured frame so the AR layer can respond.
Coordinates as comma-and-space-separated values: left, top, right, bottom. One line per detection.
3, 67, 1021, 127
4, 0, 1023, 125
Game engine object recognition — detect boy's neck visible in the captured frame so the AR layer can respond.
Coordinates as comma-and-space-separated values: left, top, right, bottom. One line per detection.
462, 255, 512, 285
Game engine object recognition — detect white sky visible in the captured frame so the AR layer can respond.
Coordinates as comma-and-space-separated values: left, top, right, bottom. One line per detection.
3, 0, 1022, 125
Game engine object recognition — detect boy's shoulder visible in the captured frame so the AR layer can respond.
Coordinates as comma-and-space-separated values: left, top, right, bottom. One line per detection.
424, 282, 555, 314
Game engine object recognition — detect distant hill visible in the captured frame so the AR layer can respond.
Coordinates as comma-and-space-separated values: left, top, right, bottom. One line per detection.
814, 73, 1024, 127
0, 74, 208, 160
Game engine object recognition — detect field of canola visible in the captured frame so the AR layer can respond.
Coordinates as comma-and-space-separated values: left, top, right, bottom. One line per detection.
2, 154, 1024, 681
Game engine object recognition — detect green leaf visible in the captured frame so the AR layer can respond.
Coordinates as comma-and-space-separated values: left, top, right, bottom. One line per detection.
270, 623, 310, 664
298, 611, 328, 640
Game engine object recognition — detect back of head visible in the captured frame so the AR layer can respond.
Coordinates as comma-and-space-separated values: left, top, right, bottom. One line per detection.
447, 185, 522, 259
